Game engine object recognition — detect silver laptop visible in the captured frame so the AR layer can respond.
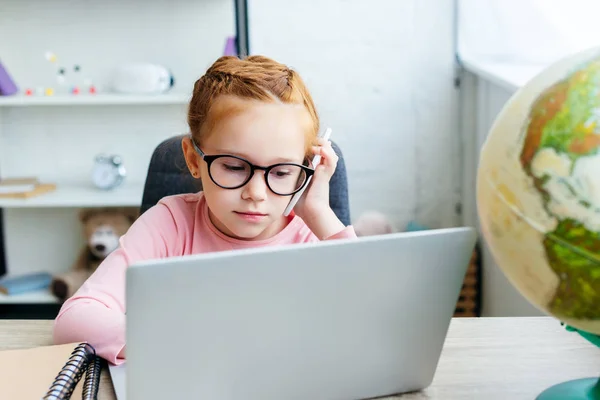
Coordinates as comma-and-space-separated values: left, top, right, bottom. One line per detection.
123, 227, 476, 400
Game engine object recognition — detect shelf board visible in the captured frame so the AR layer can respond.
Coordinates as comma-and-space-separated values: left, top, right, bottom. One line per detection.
0, 181, 144, 208
0, 93, 191, 106
0, 288, 59, 304
459, 55, 547, 93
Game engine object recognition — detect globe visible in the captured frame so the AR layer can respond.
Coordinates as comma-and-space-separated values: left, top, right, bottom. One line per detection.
476, 46, 600, 400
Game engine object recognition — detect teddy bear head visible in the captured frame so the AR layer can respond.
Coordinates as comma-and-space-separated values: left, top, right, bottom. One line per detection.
79, 207, 138, 259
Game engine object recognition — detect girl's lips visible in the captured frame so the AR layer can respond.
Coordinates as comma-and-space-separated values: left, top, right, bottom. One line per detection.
234, 211, 267, 222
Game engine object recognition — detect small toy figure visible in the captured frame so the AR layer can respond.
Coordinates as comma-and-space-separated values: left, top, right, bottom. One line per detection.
22, 51, 97, 96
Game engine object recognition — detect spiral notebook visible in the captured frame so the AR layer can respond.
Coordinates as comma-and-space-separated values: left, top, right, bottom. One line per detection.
0, 341, 103, 399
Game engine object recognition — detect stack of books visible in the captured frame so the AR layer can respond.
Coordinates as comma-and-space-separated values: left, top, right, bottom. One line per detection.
0, 177, 56, 199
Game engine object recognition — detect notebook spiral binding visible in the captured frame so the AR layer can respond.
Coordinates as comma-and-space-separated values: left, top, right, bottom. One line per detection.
82, 355, 103, 400
43, 342, 96, 400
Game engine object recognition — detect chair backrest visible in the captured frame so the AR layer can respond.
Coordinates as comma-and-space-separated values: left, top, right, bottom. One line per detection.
140, 135, 352, 226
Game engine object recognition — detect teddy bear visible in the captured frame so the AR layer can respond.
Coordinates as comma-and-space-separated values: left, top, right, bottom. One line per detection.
51, 207, 138, 302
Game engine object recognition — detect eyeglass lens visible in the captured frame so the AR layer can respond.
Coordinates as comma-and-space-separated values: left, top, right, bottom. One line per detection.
209, 156, 308, 195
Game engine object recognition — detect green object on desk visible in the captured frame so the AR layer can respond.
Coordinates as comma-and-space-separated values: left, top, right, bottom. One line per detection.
564, 324, 600, 348
536, 324, 600, 400
536, 378, 600, 400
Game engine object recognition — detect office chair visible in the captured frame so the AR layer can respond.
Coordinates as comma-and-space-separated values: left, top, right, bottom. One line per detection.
140, 135, 351, 226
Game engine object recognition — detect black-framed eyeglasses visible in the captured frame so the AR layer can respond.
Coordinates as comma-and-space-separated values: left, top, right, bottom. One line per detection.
191, 137, 314, 196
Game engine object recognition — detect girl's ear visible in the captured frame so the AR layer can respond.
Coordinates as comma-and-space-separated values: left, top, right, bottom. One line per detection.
181, 136, 202, 178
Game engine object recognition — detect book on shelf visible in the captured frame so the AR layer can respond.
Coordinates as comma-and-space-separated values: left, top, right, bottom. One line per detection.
0, 271, 53, 295
0, 342, 103, 399
0, 177, 56, 198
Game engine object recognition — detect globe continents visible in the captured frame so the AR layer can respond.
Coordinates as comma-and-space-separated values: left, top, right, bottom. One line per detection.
477, 46, 600, 336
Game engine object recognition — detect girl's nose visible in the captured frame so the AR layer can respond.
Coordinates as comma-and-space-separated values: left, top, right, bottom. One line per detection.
242, 172, 268, 201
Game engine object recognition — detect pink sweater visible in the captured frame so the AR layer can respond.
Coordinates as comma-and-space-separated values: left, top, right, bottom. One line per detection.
53, 192, 357, 364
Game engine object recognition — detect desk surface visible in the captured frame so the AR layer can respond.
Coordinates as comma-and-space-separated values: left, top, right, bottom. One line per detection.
0, 317, 597, 399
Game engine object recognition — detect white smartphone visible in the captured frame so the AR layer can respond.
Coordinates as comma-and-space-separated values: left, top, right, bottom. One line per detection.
283, 127, 333, 216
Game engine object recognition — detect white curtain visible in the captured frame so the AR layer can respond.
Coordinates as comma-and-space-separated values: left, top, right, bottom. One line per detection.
458, 0, 600, 65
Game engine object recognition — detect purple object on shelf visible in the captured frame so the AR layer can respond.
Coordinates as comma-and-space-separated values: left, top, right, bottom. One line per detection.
223, 36, 237, 56
0, 60, 18, 96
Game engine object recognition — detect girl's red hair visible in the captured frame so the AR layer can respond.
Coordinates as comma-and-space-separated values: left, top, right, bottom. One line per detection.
187, 55, 319, 156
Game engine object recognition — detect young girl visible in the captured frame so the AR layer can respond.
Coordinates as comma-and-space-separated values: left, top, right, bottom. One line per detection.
52, 55, 357, 365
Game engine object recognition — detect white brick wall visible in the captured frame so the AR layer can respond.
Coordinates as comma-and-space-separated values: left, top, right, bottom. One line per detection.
0, 0, 464, 282
249, 0, 462, 230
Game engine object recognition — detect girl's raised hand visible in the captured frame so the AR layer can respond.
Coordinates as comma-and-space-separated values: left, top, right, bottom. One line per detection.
293, 138, 345, 239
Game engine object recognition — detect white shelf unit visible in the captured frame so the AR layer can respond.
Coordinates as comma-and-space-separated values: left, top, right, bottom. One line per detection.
0, 93, 192, 107
0, 182, 144, 208
0, 0, 236, 307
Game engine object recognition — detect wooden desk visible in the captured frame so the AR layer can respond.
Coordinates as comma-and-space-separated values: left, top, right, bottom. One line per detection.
0, 317, 597, 399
